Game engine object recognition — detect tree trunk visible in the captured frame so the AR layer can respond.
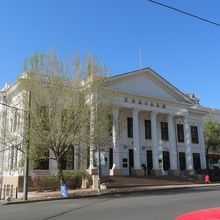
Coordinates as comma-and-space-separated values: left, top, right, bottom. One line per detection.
57, 159, 65, 184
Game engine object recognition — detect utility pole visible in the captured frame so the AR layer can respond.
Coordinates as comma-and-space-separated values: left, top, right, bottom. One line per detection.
23, 91, 31, 200
97, 148, 101, 195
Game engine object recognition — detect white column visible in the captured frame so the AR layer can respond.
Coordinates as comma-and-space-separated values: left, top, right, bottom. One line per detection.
132, 109, 141, 170
111, 108, 120, 172
0, 95, 7, 176
183, 115, 193, 171
198, 122, 207, 170
168, 114, 178, 170
151, 112, 159, 170
89, 104, 96, 170
49, 150, 57, 171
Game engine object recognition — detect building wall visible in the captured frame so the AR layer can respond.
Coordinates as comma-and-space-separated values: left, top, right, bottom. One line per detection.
0, 70, 209, 183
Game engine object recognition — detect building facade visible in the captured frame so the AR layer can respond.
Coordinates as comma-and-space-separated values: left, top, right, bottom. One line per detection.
96, 68, 207, 176
0, 68, 208, 198
201, 107, 220, 165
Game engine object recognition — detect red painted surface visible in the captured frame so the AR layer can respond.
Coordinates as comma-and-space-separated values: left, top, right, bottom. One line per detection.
204, 175, 210, 184
176, 208, 220, 220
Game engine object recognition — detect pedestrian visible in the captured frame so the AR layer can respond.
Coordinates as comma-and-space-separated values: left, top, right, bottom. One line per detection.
204, 174, 210, 184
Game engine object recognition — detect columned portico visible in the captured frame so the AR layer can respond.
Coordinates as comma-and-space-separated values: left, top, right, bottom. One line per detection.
198, 122, 207, 170
88, 103, 97, 174
183, 115, 194, 173
110, 108, 121, 175
86, 68, 208, 177
132, 109, 143, 176
151, 111, 161, 175
168, 114, 178, 173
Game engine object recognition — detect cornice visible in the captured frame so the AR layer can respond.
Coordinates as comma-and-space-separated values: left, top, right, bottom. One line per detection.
188, 108, 208, 116
108, 88, 193, 109
201, 106, 220, 115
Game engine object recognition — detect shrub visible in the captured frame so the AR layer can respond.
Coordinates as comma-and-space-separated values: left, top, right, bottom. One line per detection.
40, 176, 59, 191
31, 170, 91, 191
31, 174, 59, 192
31, 174, 41, 190
63, 170, 91, 189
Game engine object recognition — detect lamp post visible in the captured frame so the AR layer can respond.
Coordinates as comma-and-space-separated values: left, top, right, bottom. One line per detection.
23, 91, 31, 200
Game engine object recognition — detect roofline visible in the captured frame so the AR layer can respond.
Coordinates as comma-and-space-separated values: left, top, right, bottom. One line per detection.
189, 108, 208, 116
109, 67, 195, 105
109, 68, 148, 80
1, 77, 21, 93
201, 106, 220, 115
148, 68, 195, 104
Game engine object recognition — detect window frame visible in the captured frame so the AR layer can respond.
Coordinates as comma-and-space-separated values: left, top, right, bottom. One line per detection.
191, 125, 199, 144
177, 124, 184, 143
161, 122, 169, 141
127, 117, 133, 138
145, 120, 152, 140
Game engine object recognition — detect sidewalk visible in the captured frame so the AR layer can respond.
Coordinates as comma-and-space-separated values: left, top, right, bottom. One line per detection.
4, 182, 220, 205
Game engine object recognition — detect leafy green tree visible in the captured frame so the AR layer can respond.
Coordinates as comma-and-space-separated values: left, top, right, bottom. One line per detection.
21, 51, 112, 185
204, 120, 220, 168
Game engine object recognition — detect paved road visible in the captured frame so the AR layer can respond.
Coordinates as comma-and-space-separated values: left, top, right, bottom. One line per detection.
1, 187, 220, 220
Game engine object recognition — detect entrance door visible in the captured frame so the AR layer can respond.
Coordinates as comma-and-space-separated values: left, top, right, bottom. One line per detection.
193, 153, 201, 170
109, 148, 113, 170
163, 151, 170, 171
146, 150, 153, 175
129, 149, 134, 175
179, 152, 186, 171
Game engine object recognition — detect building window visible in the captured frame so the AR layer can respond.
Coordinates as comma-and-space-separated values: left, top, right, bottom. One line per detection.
10, 147, 14, 170
60, 145, 75, 170
108, 114, 113, 136
38, 106, 49, 130
163, 151, 170, 171
177, 124, 184, 143
34, 151, 49, 170
191, 126, 199, 144
13, 110, 17, 132
161, 122, 169, 141
179, 152, 186, 171
127, 117, 133, 138
145, 120, 151, 139
65, 146, 75, 170
193, 153, 201, 170
122, 158, 128, 168
87, 146, 90, 169
109, 148, 113, 169
10, 118, 13, 132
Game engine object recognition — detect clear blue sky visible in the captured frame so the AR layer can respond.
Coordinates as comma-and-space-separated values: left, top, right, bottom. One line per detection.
1, 0, 220, 108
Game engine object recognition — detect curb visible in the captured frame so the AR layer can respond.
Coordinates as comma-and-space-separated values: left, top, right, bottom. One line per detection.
3, 183, 220, 205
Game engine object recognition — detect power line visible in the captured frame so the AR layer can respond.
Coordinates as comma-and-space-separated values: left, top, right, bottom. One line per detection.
148, 0, 220, 27
0, 102, 26, 112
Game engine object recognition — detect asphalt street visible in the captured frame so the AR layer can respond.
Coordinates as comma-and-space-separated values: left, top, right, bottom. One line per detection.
1, 187, 220, 220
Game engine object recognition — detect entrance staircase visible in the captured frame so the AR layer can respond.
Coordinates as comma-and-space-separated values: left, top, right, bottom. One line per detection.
100, 175, 199, 189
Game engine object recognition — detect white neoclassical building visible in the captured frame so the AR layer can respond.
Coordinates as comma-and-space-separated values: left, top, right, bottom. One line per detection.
96, 68, 207, 176
0, 68, 209, 197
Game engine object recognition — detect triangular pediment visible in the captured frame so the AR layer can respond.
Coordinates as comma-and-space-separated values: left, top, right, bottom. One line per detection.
106, 68, 193, 104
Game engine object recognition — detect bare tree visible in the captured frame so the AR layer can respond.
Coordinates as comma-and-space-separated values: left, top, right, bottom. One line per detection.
20, 51, 112, 185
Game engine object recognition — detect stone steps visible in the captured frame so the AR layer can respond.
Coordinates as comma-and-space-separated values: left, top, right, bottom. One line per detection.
100, 175, 198, 189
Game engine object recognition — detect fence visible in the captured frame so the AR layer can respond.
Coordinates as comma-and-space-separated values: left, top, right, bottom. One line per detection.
0, 185, 18, 200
